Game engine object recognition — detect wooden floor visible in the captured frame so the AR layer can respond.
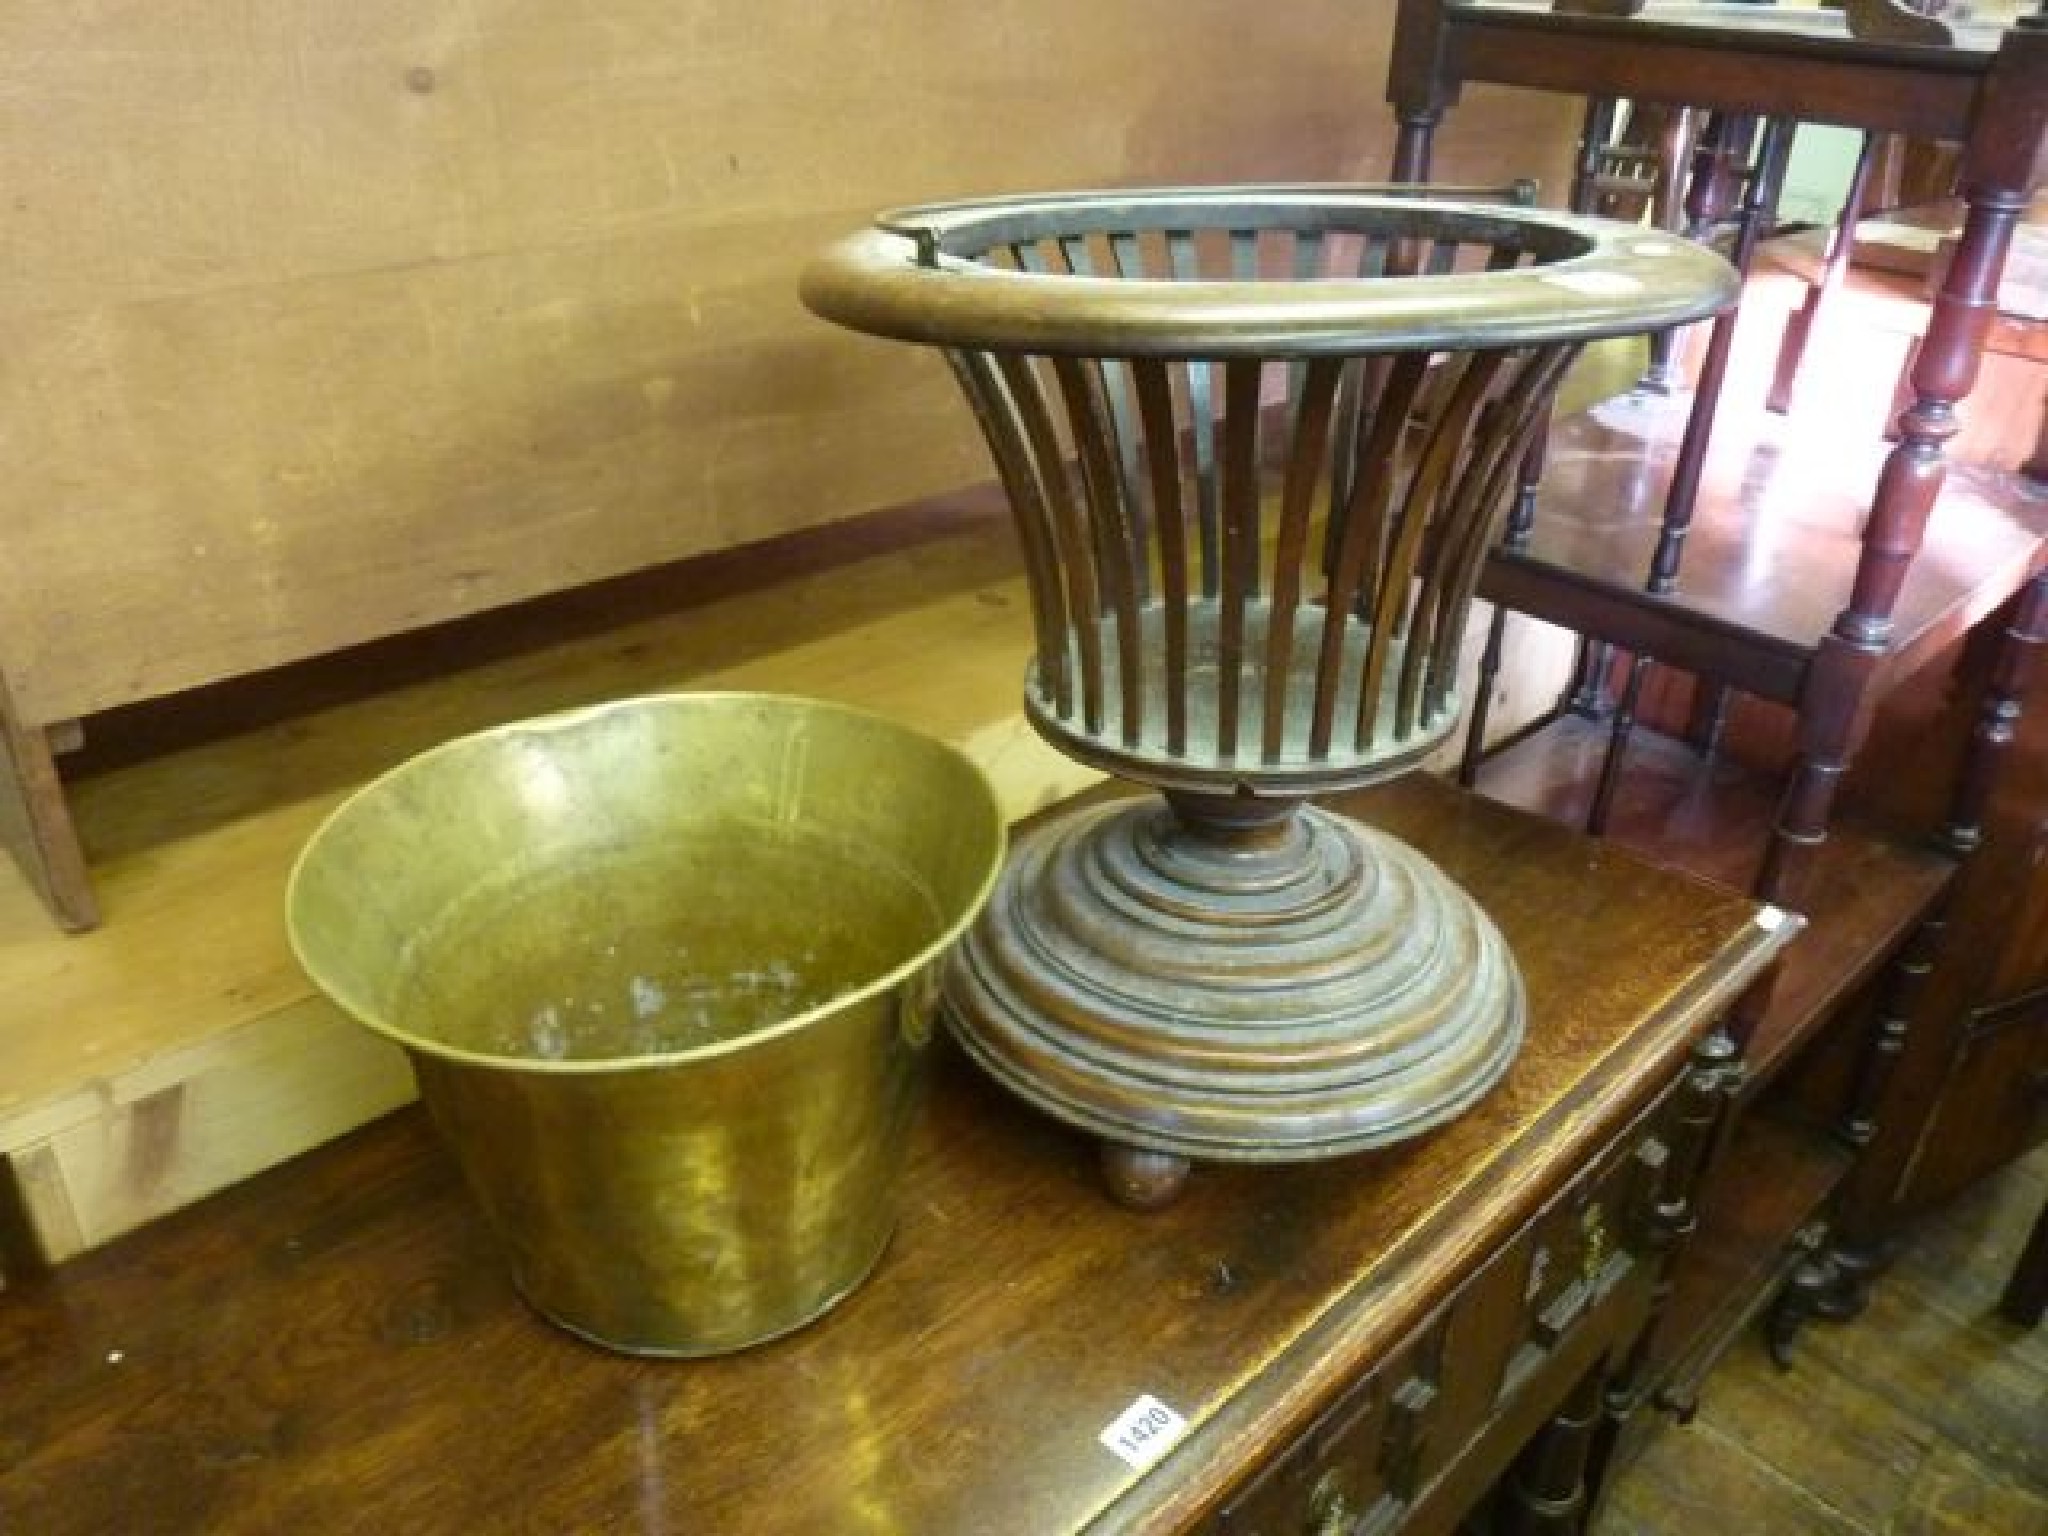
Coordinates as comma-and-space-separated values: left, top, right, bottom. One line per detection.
1600, 1142, 2048, 1536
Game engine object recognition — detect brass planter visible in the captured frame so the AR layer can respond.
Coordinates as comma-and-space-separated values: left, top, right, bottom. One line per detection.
287, 693, 1004, 1355
806, 186, 1736, 1204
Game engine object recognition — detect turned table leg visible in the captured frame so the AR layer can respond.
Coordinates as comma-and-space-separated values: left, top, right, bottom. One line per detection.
1498, 1362, 1609, 1536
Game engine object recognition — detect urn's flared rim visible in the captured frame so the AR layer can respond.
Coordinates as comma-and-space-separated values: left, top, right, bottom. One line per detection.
802, 183, 1739, 359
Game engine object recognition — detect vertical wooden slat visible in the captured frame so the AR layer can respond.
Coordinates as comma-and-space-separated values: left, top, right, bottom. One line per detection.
1285, 232, 1329, 421
1197, 360, 1227, 597
1360, 350, 1506, 752
945, 350, 1074, 715
1100, 233, 1151, 597
1313, 352, 1432, 757
1231, 228, 1259, 282
1053, 355, 1147, 748
1327, 234, 1397, 571
1292, 229, 1328, 280
1404, 377, 1512, 735
1109, 231, 1144, 278
1134, 360, 1191, 757
1262, 357, 1343, 763
1321, 235, 1378, 530
998, 353, 1107, 734
1168, 231, 1222, 598
1327, 364, 1365, 536
1386, 217, 1425, 281
1451, 331, 1563, 787
1103, 359, 1152, 603
1423, 345, 1580, 721
1216, 360, 1264, 763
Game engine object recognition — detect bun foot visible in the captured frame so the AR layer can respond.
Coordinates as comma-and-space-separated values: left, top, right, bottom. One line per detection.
1102, 1144, 1192, 1210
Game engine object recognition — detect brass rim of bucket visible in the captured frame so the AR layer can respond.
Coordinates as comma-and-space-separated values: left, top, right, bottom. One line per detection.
285, 690, 1007, 1075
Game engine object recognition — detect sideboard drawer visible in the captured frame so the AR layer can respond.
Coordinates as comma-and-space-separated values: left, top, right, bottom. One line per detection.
1208, 1320, 1433, 1536
1208, 1079, 1684, 1536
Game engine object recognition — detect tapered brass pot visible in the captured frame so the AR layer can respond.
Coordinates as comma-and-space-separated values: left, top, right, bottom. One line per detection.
287, 693, 1004, 1356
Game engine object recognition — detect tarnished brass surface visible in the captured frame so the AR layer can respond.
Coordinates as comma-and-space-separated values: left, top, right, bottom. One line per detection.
287, 693, 1003, 1355
805, 189, 1734, 1190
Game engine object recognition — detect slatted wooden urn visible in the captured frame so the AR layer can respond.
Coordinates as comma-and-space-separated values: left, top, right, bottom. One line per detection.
805, 186, 1735, 1204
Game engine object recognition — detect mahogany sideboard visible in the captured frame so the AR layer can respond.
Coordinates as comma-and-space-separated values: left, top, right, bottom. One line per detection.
0, 775, 1789, 1534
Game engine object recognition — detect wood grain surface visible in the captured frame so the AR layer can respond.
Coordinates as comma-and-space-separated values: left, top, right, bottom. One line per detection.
0, 0, 1575, 729
0, 773, 1782, 1536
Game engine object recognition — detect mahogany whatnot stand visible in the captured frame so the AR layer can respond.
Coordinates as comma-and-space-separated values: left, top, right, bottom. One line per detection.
1387, 0, 2048, 1393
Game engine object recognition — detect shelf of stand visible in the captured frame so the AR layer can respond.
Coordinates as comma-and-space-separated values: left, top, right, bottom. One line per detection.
1480, 399, 2048, 709
1654, 1108, 1854, 1404
1474, 714, 1954, 1096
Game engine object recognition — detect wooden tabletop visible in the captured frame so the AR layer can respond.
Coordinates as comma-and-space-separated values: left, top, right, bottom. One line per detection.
0, 775, 1788, 1535
1409, 0, 2029, 142
1462, 0, 2009, 58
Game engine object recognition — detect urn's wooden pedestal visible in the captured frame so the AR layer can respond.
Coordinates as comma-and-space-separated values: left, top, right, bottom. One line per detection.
0, 775, 1789, 1535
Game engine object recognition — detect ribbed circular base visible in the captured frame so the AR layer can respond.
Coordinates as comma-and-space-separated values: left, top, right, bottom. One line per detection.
944, 797, 1524, 1166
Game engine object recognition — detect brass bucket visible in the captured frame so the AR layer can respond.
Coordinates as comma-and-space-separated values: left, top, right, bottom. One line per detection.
286, 692, 1005, 1356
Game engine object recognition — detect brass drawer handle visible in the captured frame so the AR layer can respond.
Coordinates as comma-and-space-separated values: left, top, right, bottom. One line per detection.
1306, 1475, 1354, 1536
1383, 1377, 1438, 1498
1580, 1201, 1611, 1286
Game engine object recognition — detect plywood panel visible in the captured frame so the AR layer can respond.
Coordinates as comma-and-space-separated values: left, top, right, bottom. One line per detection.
0, 224, 983, 720
0, 0, 1576, 725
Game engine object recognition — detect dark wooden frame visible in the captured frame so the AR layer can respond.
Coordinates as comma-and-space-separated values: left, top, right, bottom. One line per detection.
1386, 0, 2048, 1385
1393, 3, 2048, 914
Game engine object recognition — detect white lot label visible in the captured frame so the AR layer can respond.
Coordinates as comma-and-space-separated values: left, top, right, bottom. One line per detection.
1098, 1393, 1188, 1470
